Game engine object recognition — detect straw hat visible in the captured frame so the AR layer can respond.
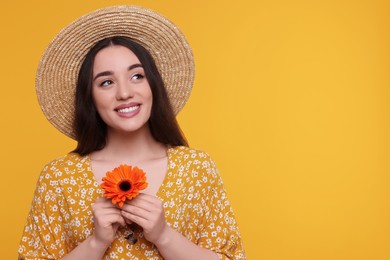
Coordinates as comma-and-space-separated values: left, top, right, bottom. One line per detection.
36, 5, 194, 139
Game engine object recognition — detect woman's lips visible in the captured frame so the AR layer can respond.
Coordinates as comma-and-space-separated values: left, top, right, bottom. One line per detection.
116, 105, 140, 113
114, 103, 141, 117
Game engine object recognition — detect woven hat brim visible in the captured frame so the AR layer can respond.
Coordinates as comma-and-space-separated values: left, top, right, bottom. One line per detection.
36, 5, 194, 139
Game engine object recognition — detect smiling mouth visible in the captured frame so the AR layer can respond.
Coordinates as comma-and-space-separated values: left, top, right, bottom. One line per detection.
116, 105, 140, 113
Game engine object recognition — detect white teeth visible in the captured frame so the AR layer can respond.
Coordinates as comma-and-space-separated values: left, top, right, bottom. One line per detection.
118, 105, 139, 113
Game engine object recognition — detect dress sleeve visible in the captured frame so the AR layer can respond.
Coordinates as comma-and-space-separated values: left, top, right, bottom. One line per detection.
197, 154, 246, 260
18, 161, 69, 259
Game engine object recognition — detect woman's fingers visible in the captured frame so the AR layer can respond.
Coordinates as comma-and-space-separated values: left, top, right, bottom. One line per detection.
96, 212, 126, 227
120, 194, 168, 244
92, 197, 126, 246
122, 204, 150, 218
123, 193, 161, 211
121, 209, 148, 227
93, 205, 122, 215
93, 197, 121, 209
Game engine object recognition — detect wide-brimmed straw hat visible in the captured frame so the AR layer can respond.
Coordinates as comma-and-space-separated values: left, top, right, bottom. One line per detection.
36, 5, 194, 139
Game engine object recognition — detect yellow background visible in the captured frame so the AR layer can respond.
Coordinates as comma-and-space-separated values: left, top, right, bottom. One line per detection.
1, 0, 389, 259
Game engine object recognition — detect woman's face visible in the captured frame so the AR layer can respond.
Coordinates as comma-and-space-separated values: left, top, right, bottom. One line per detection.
92, 45, 153, 135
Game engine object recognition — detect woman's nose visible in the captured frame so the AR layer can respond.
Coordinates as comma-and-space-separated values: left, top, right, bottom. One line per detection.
116, 81, 134, 100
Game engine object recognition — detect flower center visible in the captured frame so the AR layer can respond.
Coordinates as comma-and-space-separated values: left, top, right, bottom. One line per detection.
118, 180, 132, 191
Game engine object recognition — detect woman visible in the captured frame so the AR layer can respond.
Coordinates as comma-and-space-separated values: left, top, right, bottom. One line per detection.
19, 5, 245, 260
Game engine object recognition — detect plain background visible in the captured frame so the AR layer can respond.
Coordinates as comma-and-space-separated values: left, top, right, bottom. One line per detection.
1, 0, 389, 259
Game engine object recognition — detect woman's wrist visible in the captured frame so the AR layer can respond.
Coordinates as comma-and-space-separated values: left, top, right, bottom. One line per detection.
153, 224, 175, 248
88, 235, 110, 253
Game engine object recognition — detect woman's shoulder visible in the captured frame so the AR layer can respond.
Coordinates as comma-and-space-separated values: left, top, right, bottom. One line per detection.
43, 152, 87, 167
168, 146, 219, 171
40, 152, 89, 175
169, 145, 214, 161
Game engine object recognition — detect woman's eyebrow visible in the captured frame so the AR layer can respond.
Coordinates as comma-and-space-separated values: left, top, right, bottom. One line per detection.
128, 63, 143, 71
93, 63, 143, 81
93, 71, 113, 81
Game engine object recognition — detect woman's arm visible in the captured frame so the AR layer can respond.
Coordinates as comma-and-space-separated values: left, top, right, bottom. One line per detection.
60, 236, 107, 260
121, 194, 219, 260
153, 225, 220, 260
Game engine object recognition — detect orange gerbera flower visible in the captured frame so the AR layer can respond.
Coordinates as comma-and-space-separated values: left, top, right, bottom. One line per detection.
101, 165, 148, 208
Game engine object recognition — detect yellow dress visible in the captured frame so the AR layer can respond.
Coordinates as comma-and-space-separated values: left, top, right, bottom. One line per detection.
18, 146, 245, 259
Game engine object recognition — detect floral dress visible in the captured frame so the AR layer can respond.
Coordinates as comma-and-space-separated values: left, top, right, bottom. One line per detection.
18, 146, 245, 259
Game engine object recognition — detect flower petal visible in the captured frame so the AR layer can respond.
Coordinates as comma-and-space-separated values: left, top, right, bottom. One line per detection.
101, 164, 148, 208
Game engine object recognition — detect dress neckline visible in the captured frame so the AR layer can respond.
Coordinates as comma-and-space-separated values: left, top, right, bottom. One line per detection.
83, 146, 175, 199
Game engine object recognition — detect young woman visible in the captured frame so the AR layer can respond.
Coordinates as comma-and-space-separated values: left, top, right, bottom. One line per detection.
19, 6, 245, 260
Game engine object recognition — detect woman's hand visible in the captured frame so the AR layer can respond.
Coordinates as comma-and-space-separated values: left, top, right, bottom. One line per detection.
91, 197, 126, 248
121, 194, 168, 244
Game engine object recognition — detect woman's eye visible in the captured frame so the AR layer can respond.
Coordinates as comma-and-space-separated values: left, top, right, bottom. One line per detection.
131, 74, 145, 80
100, 80, 113, 87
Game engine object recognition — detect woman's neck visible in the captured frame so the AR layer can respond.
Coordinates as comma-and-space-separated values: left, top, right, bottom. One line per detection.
90, 125, 167, 165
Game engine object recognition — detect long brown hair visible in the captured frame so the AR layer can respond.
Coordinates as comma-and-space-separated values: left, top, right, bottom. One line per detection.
73, 37, 188, 155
